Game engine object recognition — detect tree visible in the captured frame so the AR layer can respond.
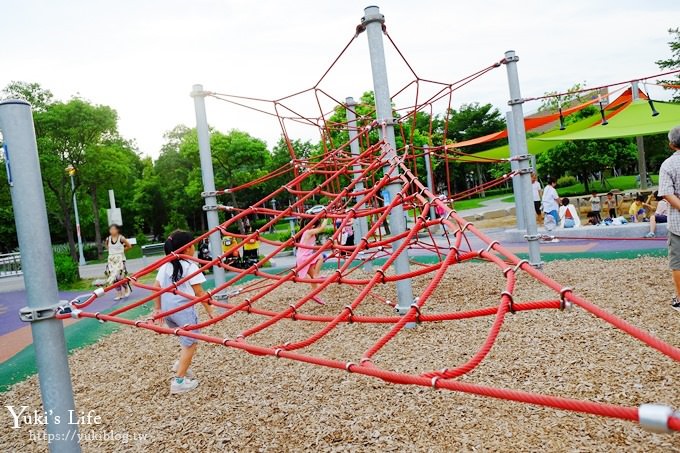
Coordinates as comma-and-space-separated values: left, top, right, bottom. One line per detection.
656, 27, 680, 102
131, 157, 166, 237
34, 98, 118, 260
437, 103, 506, 194
179, 129, 271, 233
1, 81, 54, 112
537, 139, 637, 193
79, 137, 140, 258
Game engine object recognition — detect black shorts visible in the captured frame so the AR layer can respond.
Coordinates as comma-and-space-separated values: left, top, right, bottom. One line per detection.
534, 201, 541, 215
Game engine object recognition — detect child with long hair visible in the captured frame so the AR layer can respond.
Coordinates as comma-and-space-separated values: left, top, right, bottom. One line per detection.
153, 230, 213, 394
296, 217, 329, 305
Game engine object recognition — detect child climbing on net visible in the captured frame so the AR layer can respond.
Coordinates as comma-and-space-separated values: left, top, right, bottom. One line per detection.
296, 217, 329, 305
153, 230, 214, 394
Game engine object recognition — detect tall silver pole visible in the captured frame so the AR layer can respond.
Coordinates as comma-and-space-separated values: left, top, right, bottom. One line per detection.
362, 5, 414, 314
68, 171, 86, 266
423, 144, 437, 222
504, 51, 541, 267
631, 82, 648, 190
0, 100, 81, 452
506, 112, 525, 230
191, 84, 226, 287
346, 97, 372, 271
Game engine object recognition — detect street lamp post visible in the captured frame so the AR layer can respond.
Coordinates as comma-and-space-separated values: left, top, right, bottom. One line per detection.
66, 165, 86, 266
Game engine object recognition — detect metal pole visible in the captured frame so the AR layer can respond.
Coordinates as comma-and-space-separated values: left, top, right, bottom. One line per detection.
68, 169, 87, 266
631, 82, 648, 190
346, 96, 372, 271
504, 51, 542, 267
423, 144, 437, 223
362, 5, 414, 314
191, 84, 226, 288
506, 112, 525, 230
0, 99, 81, 452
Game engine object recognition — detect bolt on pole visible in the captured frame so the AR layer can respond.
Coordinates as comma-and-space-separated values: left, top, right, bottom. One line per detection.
423, 145, 437, 223
503, 51, 542, 267
506, 112, 526, 230
191, 85, 226, 288
362, 5, 414, 314
346, 97, 373, 272
0, 99, 81, 453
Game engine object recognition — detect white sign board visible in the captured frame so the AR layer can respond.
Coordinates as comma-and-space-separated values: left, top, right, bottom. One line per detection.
107, 208, 122, 226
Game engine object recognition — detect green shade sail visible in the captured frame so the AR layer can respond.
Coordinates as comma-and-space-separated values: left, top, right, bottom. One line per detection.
537, 100, 680, 141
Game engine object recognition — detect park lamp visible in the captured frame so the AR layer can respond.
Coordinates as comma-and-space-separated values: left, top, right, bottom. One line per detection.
65, 164, 76, 177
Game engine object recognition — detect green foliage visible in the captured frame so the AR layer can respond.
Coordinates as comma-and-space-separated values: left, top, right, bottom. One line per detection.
556, 175, 578, 188
163, 211, 190, 238
135, 232, 150, 246
537, 139, 637, 193
53, 253, 79, 285
656, 27, 680, 102
1, 81, 54, 112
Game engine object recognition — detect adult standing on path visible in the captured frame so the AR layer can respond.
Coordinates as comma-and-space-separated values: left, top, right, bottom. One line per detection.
541, 179, 560, 224
657, 125, 680, 311
531, 174, 542, 219
105, 224, 132, 300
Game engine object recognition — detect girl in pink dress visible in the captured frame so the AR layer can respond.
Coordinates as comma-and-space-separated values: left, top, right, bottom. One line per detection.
296, 218, 329, 304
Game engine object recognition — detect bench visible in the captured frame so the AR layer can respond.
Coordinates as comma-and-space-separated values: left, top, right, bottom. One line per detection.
141, 243, 165, 265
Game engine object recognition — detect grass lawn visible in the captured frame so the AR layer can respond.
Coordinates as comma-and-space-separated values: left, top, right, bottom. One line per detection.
558, 174, 658, 197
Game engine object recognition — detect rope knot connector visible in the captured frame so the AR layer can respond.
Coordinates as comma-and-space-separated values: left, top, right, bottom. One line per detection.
559, 287, 573, 311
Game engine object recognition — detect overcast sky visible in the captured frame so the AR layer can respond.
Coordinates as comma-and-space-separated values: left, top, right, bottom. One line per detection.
2, 0, 678, 157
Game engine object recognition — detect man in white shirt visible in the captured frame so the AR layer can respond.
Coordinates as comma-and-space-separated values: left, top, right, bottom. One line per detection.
541, 179, 560, 224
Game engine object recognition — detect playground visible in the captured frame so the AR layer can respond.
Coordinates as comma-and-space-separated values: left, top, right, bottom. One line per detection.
1, 3, 680, 452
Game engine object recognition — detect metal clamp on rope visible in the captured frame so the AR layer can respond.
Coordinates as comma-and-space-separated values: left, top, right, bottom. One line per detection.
508, 98, 525, 106
485, 240, 499, 253
19, 300, 70, 323
203, 205, 221, 212
410, 301, 422, 324
201, 190, 220, 198
638, 404, 677, 433
344, 305, 355, 323
517, 167, 534, 175
345, 362, 356, 372
513, 259, 529, 273
524, 234, 542, 242
559, 287, 573, 311
501, 291, 515, 314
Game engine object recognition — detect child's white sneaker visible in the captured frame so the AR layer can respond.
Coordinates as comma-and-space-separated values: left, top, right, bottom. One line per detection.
644, 232, 655, 238
170, 377, 199, 394
171, 360, 195, 379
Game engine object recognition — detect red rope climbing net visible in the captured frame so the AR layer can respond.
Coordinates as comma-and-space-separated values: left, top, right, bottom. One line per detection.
57, 27, 679, 433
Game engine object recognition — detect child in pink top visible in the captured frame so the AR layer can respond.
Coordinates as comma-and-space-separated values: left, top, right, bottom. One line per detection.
296, 218, 329, 304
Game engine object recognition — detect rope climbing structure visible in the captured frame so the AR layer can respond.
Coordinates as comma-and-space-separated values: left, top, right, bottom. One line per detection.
52, 6, 679, 434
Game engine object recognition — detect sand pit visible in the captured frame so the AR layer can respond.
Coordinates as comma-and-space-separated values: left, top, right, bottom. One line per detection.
1, 256, 679, 452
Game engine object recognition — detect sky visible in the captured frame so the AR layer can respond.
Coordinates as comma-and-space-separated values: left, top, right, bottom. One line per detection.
1, 0, 678, 157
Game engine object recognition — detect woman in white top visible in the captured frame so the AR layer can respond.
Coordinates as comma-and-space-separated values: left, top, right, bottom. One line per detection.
558, 197, 581, 228
105, 224, 132, 300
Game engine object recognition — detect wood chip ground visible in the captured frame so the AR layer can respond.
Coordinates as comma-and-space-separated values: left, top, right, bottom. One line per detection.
1, 256, 679, 452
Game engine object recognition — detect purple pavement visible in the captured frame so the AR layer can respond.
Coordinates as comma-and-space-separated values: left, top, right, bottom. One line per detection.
0, 288, 145, 337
